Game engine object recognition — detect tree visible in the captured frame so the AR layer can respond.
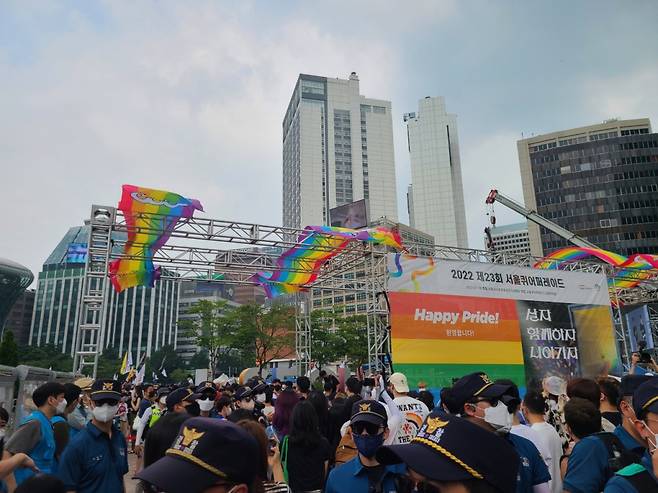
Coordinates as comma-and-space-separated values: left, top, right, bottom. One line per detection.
17, 344, 73, 372
309, 309, 343, 369
0, 330, 19, 366
188, 350, 209, 370
231, 303, 295, 377
335, 314, 369, 371
147, 344, 184, 379
178, 300, 236, 375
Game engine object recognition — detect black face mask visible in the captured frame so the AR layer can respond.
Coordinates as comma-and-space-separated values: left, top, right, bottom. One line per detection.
186, 401, 200, 417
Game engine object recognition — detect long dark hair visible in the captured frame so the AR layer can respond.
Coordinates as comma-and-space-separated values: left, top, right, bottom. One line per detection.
307, 390, 329, 439
289, 400, 321, 447
272, 389, 299, 437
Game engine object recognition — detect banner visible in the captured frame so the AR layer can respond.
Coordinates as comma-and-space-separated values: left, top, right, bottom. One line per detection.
625, 305, 653, 352
387, 254, 620, 389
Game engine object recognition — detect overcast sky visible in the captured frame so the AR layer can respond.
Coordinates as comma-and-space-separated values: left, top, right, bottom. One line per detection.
2, 0, 658, 280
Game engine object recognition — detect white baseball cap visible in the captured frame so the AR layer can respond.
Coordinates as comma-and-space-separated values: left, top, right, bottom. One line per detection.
389, 372, 409, 393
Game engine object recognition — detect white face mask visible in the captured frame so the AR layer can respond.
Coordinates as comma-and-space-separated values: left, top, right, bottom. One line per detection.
92, 404, 119, 423
198, 399, 214, 412
256, 393, 266, 403
0, 429, 6, 439
476, 401, 513, 433
56, 398, 68, 414
159, 396, 167, 405
641, 421, 658, 451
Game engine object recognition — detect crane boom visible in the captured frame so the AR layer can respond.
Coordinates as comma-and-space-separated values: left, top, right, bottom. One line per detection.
485, 189, 599, 249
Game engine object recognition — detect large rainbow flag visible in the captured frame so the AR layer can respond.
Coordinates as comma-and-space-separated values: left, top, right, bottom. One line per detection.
252, 225, 403, 298
109, 185, 203, 292
534, 246, 658, 289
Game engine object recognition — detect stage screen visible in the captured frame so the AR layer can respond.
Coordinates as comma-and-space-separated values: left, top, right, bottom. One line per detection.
387, 254, 620, 389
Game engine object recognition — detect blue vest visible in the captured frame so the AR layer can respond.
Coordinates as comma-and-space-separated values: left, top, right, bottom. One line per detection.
13, 410, 56, 485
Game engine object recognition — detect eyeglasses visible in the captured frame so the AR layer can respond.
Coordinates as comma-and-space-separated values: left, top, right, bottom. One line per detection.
352, 421, 384, 436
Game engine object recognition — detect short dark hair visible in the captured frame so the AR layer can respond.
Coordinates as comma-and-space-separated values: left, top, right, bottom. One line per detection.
227, 409, 256, 423
0, 406, 9, 422
523, 389, 548, 415
32, 383, 66, 408
346, 376, 362, 395
439, 387, 461, 414
564, 397, 601, 439
143, 413, 189, 468
216, 396, 232, 413
597, 377, 621, 407
296, 376, 310, 393
63, 383, 81, 406
566, 378, 601, 409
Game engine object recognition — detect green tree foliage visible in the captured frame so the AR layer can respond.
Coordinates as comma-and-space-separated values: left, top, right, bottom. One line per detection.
147, 344, 184, 379
0, 330, 19, 366
231, 303, 295, 376
308, 309, 369, 371
17, 344, 73, 372
187, 350, 209, 370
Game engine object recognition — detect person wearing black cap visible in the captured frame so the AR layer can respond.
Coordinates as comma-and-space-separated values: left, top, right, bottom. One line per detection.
195, 382, 219, 418
377, 409, 520, 493
615, 374, 656, 455
603, 377, 658, 492
450, 372, 550, 493
325, 400, 406, 493
233, 386, 255, 413
166, 387, 201, 415
57, 379, 128, 493
136, 417, 260, 493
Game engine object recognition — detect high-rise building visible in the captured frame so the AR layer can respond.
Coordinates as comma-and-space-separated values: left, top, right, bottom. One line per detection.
0, 258, 33, 337
4, 289, 35, 345
282, 72, 398, 229
405, 97, 468, 248
485, 222, 531, 256
30, 224, 180, 360
518, 118, 657, 256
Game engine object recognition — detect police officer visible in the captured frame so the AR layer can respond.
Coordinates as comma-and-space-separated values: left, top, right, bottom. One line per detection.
378, 409, 520, 492
604, 378, 658, 492
57, 379, 129, 493
450, 372, 551, 493
166, 387, 201, 415
2, 381, 66, 490
195, 381, 218, 418
233, 386, 255, 412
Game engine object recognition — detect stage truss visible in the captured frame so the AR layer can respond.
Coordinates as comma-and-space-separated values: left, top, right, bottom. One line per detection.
74, 204, 658, 377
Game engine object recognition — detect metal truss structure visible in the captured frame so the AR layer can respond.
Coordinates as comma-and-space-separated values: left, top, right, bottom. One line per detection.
75, 205, 658, 376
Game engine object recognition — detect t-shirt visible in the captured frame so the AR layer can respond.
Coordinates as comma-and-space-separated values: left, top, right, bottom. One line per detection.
285, 436, 331, 492
531, 421, 564, 493
563, 435, 611, 493
391, 396, 429, 444
506, 432, 552, 493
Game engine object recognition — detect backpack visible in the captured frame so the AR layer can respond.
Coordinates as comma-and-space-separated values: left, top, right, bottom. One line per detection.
615, 463, 658, 492
334, 428, 358, 466
593, 432, 642, 480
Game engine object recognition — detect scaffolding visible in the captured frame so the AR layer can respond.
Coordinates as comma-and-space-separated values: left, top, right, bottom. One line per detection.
74, 205, 658, 377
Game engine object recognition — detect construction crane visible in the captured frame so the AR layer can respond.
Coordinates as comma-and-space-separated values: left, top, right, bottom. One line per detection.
484, 189, 598, 251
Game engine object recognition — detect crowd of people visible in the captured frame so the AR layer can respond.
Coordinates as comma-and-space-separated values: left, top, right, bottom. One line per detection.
1, 361, 658, 492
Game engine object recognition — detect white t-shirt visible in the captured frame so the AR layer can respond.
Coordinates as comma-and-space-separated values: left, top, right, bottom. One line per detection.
530, 422, 564, 493
391, 396, 430, 444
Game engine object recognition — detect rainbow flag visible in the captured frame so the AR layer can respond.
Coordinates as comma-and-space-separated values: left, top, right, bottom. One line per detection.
534, 246, 658, 289
109, 185, 203, 292
252, 225, 403, 297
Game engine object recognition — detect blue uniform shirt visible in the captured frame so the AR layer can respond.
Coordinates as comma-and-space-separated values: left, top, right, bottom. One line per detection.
563, 435, 610, 493
57, 421, 129, 493
506, 433, 551, 493
613, 425, 650, 463
325, 456, 406, 493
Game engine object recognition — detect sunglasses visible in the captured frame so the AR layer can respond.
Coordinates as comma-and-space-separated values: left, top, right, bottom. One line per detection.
352, 421, 384, 436
96, 399, 120, 407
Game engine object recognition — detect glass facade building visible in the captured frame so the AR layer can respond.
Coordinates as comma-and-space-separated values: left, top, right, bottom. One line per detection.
518, 119, 658, 256
30, 224, 180, 360
0, 258, 34, 336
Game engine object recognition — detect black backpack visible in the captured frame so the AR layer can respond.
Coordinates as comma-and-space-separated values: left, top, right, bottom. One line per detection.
594, 432, 642, 479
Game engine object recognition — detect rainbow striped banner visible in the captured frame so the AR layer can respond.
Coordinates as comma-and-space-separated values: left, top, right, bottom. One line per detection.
109, 185, 203, 292
252, 225, 403, 298
534, 246, 658, 289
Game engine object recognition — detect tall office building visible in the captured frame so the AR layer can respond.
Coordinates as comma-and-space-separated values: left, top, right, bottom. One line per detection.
484, 222, 531, 256
282, 73, 398, 228
30, 224, 180, 360
518, 118, 658, 257
4, 289, 35, 345
405, 97, 468, 248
